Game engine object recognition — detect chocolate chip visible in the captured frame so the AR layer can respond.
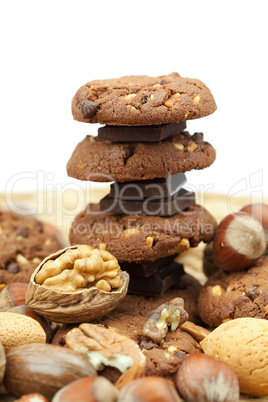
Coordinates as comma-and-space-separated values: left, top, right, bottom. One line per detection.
121, 145, 133, 162
140, 339, 157, 350
175, 351, 186, 361
79, 99, 101, 119
141, 96, 148, 105
245, 285, 259, 301
192, 132, 204, 144
16, 227, 29, 237
160, 80, 167, 85
7, 262, 20, 274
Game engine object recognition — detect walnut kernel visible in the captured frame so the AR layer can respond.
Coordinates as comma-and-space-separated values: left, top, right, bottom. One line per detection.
142, 298, 188, 344
35, 245, 121, 293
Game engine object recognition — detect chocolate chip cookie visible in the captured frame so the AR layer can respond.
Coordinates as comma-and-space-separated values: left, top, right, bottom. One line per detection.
69, 204, 217, 262
198, 256, 268, 327
72, 72, 217, 126
0, 210, 66, 285
67, 132, 216, 182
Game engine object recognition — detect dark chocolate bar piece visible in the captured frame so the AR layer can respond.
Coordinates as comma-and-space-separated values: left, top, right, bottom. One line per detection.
127, 261, 184, 296
110, 173, 186, 199
98, 121, 186, 142
100, 188, 195, 216
120, 255, 174, 277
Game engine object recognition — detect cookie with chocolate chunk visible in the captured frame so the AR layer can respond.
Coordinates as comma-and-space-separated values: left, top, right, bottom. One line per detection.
67, 132, 216, 182
96, 272, 202, 324
198, 255, 268, 327
69, 203, 217, 263
72, 72, 217, 126
0, 210, 66, 285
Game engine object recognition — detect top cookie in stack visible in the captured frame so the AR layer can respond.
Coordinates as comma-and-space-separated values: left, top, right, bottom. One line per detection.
68, 72, 217, 296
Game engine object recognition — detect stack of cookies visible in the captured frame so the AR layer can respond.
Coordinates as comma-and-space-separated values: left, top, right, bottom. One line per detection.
67, 73, 217, 297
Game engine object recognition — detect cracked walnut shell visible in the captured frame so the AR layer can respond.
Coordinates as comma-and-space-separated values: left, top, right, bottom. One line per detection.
26, 245, 129, 323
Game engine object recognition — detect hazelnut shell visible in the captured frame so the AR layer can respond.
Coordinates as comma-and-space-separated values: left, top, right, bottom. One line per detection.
0, 282, 28, 312
118, 376, 182, 402
176, 353, 239, 402
52, 376, 119, 402
213, 212, 266, 271
26, 246, 129, 323
240, 203, 268, 246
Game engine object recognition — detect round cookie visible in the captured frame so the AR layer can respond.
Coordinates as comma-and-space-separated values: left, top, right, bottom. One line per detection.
72, 72, 217, 126
198, 256, 268, 327
0, 210, 66, 285
67, 132, 216, 182
69, 204, 217, 262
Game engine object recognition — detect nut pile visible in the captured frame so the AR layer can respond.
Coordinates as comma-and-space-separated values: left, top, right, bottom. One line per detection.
1, 216, 268, 400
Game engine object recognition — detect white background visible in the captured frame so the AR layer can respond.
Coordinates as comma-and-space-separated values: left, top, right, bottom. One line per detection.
0, 0, 268, 198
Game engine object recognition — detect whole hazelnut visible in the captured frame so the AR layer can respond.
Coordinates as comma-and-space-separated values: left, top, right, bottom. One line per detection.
14, 393, 48, 402
176, 354, 239, 402
118, 376, 182, 401
213, 212, 266, 271
0, 282, 28, 311
240, 203, 268, 247
52, 376, 119, 402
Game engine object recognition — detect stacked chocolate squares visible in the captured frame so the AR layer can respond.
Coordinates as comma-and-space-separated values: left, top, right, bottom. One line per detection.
67, 73, 217, 296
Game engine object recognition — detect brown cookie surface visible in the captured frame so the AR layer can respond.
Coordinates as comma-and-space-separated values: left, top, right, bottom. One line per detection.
198, 256, 268, 327
0, 210, 65, 285
144, 329, 201, 381
72, 72, 217, 126
96, 273, 202, 324
69, 204, 217, 262
67, 132, 216, 182
98, 312, 200, 383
